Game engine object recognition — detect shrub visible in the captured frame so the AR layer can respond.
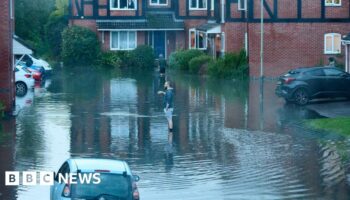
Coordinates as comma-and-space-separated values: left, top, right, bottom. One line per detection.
128, 45, 156, 69
61, 26, 100, 66
208, 49, 248, 79
189, 55, 212, 74
168, 50, 181, 69
98, 52, 122, 68
45, 11, 68, 59
169, 49, 204, 70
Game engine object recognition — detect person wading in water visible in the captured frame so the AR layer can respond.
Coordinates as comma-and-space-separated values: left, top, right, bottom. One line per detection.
158, 81, 174, 134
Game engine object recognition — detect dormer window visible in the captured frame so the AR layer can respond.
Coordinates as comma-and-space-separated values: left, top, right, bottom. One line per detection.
150, 0, 168, 6
110, 0, 137, 10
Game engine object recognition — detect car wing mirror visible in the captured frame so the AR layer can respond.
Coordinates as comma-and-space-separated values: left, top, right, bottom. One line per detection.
133, 175, 140, 182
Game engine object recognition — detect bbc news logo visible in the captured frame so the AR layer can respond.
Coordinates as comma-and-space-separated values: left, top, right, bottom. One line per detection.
5, 171, 101, 186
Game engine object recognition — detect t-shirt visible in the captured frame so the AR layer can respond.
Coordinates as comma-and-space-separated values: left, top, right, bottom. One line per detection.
164, 88, 174, 109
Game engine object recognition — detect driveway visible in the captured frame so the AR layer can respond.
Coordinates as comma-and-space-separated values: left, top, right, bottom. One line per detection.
307, 100, 350, 118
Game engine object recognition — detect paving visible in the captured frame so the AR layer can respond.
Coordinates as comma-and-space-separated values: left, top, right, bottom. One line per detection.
307, 99, 350, 118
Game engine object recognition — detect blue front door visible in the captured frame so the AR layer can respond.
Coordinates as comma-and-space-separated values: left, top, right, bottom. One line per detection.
153, 31, 165, 58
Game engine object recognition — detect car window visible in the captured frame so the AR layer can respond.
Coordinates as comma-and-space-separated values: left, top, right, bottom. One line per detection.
71, 173, 131, 199
324, 68, 343, 76
21, 67, 31, 73
55, 162, 70, 181
304, 69, 325, 76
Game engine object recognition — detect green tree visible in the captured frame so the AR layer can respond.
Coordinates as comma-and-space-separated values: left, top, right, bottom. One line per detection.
61, 26, 100, 66
15, 0, 55, 54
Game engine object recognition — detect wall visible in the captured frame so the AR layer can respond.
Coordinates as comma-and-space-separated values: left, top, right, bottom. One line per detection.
0, 0, 14, 112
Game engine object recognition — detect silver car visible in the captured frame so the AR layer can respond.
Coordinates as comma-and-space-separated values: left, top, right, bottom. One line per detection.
50, 158, 140, 200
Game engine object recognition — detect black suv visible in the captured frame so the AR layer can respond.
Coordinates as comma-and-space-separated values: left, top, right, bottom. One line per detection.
275, 67, 350, 105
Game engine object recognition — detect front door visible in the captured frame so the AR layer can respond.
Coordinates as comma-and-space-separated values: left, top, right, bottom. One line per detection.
153, 31, 166, 58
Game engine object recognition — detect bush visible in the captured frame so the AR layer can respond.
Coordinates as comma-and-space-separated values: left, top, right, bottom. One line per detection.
208, 49, 248, 79
169, 49, 204, 71
98, 52, 122, 68
128, 45, 156, 69
61, 26, 100, 66
189, 55, 212, 74
45, 11, 68, 59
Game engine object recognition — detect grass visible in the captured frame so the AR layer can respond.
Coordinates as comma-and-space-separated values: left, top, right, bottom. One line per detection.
307, 117, 350, 136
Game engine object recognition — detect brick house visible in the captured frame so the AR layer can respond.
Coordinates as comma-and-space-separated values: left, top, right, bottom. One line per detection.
0, 0, 15, 112
69, 0, 350, 77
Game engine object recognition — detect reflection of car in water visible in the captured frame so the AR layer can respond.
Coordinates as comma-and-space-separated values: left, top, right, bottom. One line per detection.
51, 158, 140, 200
277, 104, 323, 127
275, 67, 350, 105
15, 65, 34, 96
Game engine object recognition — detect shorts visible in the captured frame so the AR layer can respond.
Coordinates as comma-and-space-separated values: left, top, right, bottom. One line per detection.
164, 108, 173, 120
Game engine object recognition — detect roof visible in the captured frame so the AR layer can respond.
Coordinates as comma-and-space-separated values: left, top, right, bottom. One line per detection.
196, 23, 220, 32
70, 158, 131, 174
97, 12, 184, 30
13, 38, 33, 55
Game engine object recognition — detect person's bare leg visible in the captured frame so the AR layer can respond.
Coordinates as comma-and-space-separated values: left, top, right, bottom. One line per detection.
168, 131, 173, 145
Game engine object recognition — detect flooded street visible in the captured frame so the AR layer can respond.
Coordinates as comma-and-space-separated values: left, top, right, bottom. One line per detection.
1, 69, 350, 199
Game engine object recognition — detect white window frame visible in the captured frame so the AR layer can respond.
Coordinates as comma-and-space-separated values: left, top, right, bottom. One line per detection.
110, 31, 137, 51
188, 29, 207, 50
325, 0, 341, 6
211, 0, 214, 10
110, 0, 137, 10
197, 31, 207, 50
150, 0, 168, 6
238, 0, 247, 10
189, 0, 207, 10
324, 33, 341, 54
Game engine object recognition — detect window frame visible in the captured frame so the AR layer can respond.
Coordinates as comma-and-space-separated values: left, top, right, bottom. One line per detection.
325, 0, 341, 6
189, 29, 208, 50
324, 33, 341, 54
189, 28, 197, 49
150, 0, 168, 6
189, 0, 207, 10
238, 0, 247, 11
110, 31, 138, 51
110, 0, 137, 10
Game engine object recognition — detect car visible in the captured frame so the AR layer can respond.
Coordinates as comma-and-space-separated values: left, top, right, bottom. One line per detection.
15, 66, 34, 96
275, 66, 350, 105
50, 158, 140, 200
16, 54, 52, 73
23, 66, 43, 81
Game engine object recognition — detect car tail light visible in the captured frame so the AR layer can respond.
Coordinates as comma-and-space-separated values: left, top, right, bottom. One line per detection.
132, 182, 140, 200
62, 184, 71, 197
24, 74, 31, 78
283, 77, 295, 84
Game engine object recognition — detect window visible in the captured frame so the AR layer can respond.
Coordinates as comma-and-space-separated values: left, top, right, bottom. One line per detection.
325, 0, 341, 6
150, 0, 167, 6
238, 0, 247, 10
305, 69, 325, 76
211, 0, 214, 10
110, 31, 137, 50
189, 29, 207, 50
324, 33, 341, 54
324, 68, 343, 76
110, 0, 137, 10
190, 0, 207, 10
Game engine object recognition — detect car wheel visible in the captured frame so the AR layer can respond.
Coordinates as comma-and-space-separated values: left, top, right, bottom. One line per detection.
293, 88, 309, 106
16, 82, 27, 97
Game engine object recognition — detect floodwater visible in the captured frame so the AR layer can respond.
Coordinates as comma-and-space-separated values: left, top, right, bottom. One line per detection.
1, 68, 350, 200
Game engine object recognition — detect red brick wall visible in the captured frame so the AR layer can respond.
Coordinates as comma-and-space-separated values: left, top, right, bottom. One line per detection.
175, 31, 186, 50
70, 19, 97, 32
278, 0, 297, 19
224, 23, 246, 53
248, 23, 350, 78
302, 0, 321, 18
179, 0, 186, 16
326, 2, 349, 18
0, 0, 14, 112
